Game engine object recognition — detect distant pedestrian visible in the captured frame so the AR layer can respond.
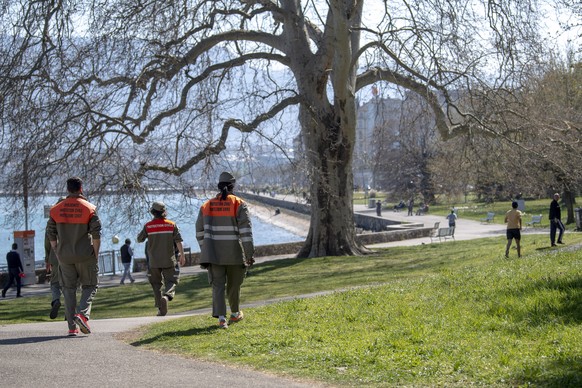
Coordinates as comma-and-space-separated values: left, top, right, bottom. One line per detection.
376, 200, 382, 217
196, 171, 255, 329
446, 210, 457, 236
44, 196, 66, 319
137, 201, 185, 316
504, 201, 523, 258
549, 193, 565, 247
2, 243, 23, 298
119, 238, 135, 284
46, 177, 102, 336
407, 198, 414, 216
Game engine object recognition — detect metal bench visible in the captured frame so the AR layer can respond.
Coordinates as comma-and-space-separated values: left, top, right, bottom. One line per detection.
526, 214, 543, 228
480, 212, 495, 223
429, 222, 440, 242
431, 226, 454, 242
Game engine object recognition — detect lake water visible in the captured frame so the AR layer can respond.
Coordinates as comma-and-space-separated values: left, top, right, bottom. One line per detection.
0, 194, 303, 266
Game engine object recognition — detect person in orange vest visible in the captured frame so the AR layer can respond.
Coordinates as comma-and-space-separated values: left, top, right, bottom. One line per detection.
137, 201, 185, 316
46, 177, 101, 336
196, 172, 255, 329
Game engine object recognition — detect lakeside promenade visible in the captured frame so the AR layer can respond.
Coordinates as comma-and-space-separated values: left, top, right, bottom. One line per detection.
1, 199, 552, 388
3, 197, 549, 299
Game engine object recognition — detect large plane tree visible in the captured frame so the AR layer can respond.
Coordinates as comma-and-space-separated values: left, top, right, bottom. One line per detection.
0, 1, 555, 257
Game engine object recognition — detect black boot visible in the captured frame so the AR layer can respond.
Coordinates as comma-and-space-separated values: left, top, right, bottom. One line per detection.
50, 299, 61, 319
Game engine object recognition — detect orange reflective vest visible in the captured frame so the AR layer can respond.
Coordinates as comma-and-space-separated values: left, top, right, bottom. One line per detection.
46, 194, 101, 264
137, 217, 183, 268
196, 193, 254, 265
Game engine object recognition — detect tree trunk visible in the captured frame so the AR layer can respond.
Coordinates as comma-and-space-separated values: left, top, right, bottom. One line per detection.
289, 0, 369, 258
418, 160, 435, 205
557, 172, 576, 225
563, 188, 575, 225
296, 106, 370, 258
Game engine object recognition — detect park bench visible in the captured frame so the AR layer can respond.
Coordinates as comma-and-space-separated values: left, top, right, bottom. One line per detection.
525, 214, 543, 228
480, 212, 495, 224
430, 223, 455, 243
429, 221, 440, 240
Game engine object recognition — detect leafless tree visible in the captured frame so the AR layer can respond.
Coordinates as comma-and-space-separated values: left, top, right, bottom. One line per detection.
0, 0, 564, 257
512, 57, 582, 223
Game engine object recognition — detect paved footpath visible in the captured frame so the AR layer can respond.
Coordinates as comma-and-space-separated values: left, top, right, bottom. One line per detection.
0, 205, 551, 388
0, 256, 324, 388
0, 315, 320, 388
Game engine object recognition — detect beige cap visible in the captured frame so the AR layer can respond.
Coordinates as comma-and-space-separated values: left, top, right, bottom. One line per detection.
150, 201, 166, 212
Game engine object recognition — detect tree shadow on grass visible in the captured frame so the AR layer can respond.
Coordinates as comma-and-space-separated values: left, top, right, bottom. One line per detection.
129, 325, 217, 347
502, 272, 582, 385
246, 257, 311, 277
510, 276, 582, 325
509, 355, 582, 387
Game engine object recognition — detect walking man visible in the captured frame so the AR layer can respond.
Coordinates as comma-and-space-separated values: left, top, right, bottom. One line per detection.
44, 197, 65, 319
549, 193, 565, 247
504, 201, 523, 258
119, 238, 135, 284
2, 243, 23, 298
47, 177, 102, 336
137, 201, 185, 316
45, 231, 62, 318
196, 172, 255, 329
446, 209, 457, 236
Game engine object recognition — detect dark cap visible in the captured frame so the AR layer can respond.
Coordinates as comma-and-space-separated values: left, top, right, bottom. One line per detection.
150, 201, 166, 212
219, 171, 236, 184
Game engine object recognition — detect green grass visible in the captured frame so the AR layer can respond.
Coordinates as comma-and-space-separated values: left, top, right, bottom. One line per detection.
2, 234, 582, 387
355, 191, 580, 227
431, 197, 568, 225
132, 237, 582, 387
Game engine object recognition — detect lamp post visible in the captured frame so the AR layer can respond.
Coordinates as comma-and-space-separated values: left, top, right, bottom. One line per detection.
23, 157, 29, 231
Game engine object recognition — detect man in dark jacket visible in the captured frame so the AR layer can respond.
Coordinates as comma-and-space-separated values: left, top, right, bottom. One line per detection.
2, 243, 23, 298
119, 238, 135, 284
549, 193, 565, 247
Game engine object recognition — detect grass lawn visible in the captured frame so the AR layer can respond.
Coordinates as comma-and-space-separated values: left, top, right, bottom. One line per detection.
355, 191, 581, 227
2, 234, 582, 386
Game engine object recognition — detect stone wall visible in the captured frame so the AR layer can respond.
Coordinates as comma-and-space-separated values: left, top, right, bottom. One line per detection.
354, 211, 403, 232
239, 192, 311, 214
11, 197, 432, 285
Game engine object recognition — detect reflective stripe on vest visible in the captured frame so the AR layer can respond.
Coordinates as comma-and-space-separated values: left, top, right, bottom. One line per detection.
200, 195, 244, 241
145, 219, 176, 235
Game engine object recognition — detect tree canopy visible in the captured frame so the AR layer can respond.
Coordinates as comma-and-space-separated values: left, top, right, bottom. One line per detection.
0, 0, 574, 257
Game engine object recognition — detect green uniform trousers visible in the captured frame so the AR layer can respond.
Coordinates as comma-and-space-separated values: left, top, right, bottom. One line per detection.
49, 260, 62, 303
208, 264, 246, 318
59, 259, 99, 330
148, 266, 179, 308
